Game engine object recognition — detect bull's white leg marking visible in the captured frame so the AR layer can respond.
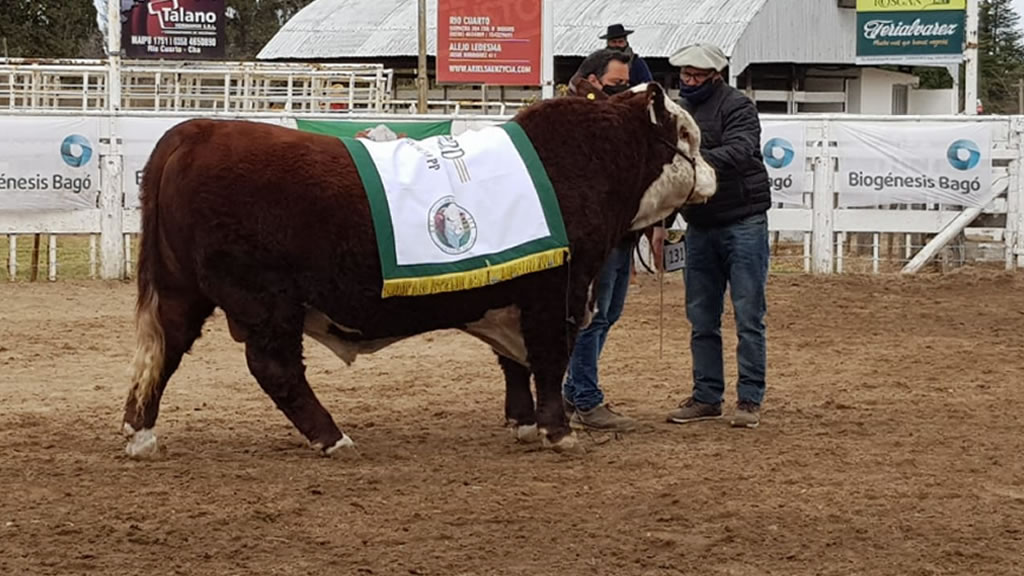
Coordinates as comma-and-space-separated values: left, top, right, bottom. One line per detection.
462, 306, 528, 367
540, 428, 584, 454
322, 434, 358, 457
511, 423, 540, 444
123, 423, 160, 459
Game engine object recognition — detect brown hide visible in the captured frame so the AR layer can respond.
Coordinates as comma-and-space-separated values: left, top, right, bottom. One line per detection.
122, 83, 704, 457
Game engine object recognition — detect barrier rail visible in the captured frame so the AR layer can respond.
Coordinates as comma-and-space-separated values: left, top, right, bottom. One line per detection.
1, 110, 1022, 281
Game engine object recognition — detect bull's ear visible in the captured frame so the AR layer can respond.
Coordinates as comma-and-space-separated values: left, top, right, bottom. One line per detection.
645, 82, 667, 125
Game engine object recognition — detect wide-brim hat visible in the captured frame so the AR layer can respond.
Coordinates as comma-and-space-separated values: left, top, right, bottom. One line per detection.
599, 24, 634, 39
669, 43, 729, 72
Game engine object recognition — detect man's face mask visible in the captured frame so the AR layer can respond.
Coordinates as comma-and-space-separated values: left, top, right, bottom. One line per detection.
603, 83, 628, 96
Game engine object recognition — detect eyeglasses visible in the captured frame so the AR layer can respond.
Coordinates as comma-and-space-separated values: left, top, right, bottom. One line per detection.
680, 70, 714, 83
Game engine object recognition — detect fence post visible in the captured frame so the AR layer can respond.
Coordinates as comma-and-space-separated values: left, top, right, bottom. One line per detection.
99, 114, 125, 280
811, 121, 834, 274
1006, 117, 1021, 270
1012, 117, 1024, 269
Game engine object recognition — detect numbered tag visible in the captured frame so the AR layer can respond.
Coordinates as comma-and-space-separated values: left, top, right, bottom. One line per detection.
663, 238, 686, 272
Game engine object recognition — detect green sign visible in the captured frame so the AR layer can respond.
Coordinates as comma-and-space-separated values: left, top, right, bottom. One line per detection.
296, 119, 453, 140
856, 10, 965, 64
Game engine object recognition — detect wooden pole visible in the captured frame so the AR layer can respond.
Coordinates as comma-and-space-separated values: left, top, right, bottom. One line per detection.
416, 0, 428, 113
1018, 78, 1023, 114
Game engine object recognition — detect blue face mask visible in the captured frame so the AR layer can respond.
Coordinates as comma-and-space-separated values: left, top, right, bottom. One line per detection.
679, 79, 717, 104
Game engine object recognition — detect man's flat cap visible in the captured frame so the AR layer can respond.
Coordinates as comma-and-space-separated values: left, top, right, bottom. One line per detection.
668, 43, 728, 71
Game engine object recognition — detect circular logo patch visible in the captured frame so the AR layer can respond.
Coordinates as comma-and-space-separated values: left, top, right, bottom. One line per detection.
428, 196, 477, 255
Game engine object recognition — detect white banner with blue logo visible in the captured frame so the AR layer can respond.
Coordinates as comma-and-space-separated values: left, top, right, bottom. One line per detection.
0, 116, 102, 211
761, 121, 808, 206
834, 121, 994, 208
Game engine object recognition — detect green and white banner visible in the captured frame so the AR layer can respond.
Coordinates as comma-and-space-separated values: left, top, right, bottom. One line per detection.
296, 119, 453, 140
339, 122, 568, 298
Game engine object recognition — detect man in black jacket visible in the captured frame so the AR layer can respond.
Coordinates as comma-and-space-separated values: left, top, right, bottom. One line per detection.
658, 43, 771, 429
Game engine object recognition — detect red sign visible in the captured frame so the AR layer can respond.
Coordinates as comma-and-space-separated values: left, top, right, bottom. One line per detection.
436, 0, 542, 86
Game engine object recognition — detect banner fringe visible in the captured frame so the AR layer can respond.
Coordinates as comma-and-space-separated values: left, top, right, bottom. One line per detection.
381, 248, 569, 298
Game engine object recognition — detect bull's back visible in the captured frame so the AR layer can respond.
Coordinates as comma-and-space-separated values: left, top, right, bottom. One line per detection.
155, 119, 378, 283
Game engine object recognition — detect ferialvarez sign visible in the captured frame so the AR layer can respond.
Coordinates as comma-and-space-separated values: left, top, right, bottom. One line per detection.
855, 9, 965, 64
856, 0, 965, 11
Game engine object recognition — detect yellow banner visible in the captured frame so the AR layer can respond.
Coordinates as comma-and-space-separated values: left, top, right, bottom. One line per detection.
857, 0, 965, 10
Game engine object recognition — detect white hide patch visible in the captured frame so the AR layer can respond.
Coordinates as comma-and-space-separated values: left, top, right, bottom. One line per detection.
124, 425, 159, 459
461, 306, 528, 367
629, 85, 717, 231
302, 307, 405, 366
512, 423, 540, 444
322, 434, 358, 457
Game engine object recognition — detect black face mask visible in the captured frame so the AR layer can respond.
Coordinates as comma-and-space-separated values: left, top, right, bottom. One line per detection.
603, 83, 628, 96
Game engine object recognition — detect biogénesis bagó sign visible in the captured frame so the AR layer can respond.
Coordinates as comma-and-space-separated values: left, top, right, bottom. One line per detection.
0, 117, 101, 212
834, 121, 993, 208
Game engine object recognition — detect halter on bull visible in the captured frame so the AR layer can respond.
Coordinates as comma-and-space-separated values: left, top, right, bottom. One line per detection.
121, 82, 716, 459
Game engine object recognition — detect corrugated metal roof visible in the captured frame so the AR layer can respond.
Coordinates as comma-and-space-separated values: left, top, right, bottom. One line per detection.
257, 0, 771, 61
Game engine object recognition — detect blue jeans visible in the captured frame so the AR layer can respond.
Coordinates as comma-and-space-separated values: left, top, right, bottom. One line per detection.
563, 241, 633, 412
683, 213, 769, 406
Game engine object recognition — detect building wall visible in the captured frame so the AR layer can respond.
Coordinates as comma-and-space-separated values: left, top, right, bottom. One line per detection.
910, 89, 956, 115
732, 0, 858, 81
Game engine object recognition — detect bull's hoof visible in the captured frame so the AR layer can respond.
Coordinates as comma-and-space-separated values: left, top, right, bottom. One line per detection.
314, 434, 359, 459
123, 423, 161, 459
510, 423, 540, 444
541, 429, 585, 455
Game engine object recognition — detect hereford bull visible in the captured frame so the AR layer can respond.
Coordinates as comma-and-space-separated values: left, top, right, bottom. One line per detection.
121, 82, 716, 459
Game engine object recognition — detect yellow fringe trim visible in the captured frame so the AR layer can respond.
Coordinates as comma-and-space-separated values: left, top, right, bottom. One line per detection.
381, 247, 570, 298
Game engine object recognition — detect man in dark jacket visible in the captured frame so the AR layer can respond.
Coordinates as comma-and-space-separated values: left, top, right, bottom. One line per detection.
658, 43, 771, 429
599, 24, 653, 87
560, 48, 637, 432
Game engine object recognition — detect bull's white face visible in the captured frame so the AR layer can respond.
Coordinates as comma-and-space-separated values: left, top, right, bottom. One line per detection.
627, 83, 717, 230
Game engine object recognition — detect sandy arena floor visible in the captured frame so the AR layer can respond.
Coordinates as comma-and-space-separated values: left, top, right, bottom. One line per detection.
1, 270, 1022, 575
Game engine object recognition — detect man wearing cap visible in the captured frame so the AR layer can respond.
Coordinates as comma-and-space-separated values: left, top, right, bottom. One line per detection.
657, 43, 771, 429
600, 24, 652, 87
559, 48, 638, 432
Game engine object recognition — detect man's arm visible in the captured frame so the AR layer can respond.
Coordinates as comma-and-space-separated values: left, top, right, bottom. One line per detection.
701, 95, 761, 173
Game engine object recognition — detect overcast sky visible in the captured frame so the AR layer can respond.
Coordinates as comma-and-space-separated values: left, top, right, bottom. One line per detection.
1014, 0, 1024, 30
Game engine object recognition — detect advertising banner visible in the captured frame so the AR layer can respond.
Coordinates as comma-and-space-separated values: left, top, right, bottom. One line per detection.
856, 0, 966, 10
121, 0, 226, 59
121, 117, 291, 209
436, 0, 542, 86
833, 121, 994, 207
0, 117, 102, 212
760, 121, 808, 206
855, 9, 965, 64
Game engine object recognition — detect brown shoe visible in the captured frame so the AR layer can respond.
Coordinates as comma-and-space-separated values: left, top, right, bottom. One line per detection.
666, 397, 722, 424
570, 403, 637, 432
731, 401, 761, 428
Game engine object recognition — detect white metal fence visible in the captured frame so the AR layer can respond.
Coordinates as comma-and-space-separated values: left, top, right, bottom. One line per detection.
1, 108, 1022, 281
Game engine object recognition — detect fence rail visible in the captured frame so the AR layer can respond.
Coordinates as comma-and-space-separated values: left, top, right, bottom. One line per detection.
1, 108, 1022, 281
0, 59, 394, 114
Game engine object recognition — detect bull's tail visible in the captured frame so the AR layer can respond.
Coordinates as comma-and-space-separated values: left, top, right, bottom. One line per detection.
128, 126, 189, 413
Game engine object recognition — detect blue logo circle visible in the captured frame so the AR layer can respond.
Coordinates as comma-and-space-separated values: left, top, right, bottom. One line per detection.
60, 134, 93, 168
763, 137, 794, 169
946, 139, 980, 171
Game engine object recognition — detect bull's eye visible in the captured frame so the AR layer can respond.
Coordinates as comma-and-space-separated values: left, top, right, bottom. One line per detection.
679, 129, 689, 141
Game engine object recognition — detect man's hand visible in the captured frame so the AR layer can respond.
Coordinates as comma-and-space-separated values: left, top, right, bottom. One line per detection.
647, 226, 667, 272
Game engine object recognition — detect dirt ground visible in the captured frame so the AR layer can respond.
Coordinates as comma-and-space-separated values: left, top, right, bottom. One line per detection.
1, 270, 1023, 575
